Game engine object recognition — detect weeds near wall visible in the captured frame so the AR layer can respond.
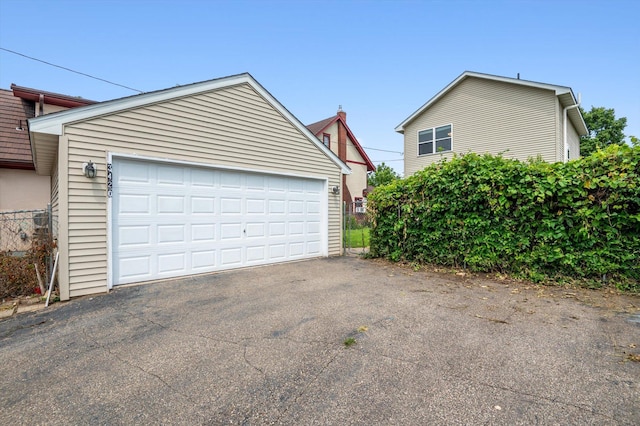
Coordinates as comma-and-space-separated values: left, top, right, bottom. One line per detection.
367, 145, 640, 291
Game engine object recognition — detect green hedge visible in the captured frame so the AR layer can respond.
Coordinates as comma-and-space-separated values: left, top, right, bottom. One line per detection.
367, 145, 640, 290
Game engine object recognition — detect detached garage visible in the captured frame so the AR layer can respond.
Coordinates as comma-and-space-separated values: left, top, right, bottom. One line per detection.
28, 73, 349, 300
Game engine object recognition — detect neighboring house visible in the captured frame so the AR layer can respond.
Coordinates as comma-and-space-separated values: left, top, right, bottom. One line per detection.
28, 73, 349, 300
395, 71, 589, 176
0, 85, 95, 211
306, 108, 375, 208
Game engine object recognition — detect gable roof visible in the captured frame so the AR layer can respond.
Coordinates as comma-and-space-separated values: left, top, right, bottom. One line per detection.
395, 71, 588, 136
28, 73, 350, 175
306, 116, 336, 136
0, 89, 35, 169
306, 114, 375, 171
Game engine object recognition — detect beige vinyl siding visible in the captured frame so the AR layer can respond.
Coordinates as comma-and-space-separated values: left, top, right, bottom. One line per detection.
567, 119, 581, 160
404, 77, 559, 175
50, 157, 59, 238
62, 83, 342, 298
555, 99, 582, 162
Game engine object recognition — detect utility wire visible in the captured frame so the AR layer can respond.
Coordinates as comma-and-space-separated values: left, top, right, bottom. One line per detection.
0, 47, 143, 93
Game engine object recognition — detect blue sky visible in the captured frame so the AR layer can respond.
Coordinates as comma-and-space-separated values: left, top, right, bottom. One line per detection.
1, 0, 638, 174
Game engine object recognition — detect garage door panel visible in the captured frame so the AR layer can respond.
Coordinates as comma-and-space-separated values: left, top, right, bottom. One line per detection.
158, 196, 185, 214
268, 244, 286, 259
246, 222, 265, 238
157, 252, 186, 273
220, 223, 242, 240
192, 224, 216, 241
246, 245, 266, 262
113, 159, 326, 286
289, 242, 305, 257
119, 255, 152, 280
118, 161, 151, 184
220, 171, 242, 188
157, 164, 186, 186
157, 224, 185, 244
289, 200, 304, 214
119, 225, 150, 246
220, 247, 242, 266
307, 201, 321, 214
191, 197, 215, 214
246, 174, 266, 190
308, 241, 322, 255
221, 198, 242, 214
118, 194, 150, 214
268, 200, 285, 214
289, 222, 304, 235
246, 198, 265, 214
192, 250, 216, 269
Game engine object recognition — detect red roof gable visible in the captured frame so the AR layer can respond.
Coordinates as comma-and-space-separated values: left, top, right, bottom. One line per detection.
306, 114, 375, 171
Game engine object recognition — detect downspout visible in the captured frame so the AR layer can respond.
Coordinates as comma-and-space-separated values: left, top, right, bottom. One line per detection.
563, 93, 581, 162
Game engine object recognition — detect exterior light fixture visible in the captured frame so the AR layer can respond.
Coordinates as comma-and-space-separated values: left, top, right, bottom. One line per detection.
82, 161, 97, 178
332, 185, 340, 195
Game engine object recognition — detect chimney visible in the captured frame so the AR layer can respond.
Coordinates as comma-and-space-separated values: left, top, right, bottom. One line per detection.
337, 105, 346, 122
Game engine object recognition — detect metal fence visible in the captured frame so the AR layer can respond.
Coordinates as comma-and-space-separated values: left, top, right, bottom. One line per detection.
0, 205, 56, 275
343, 200, 370, 255
0, 206, 53, 252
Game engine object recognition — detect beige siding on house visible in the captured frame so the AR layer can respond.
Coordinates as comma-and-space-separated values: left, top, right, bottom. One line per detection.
404, 77, 559, 175
50, 157, 59, 238
555, 99, 582, 161
345, 138, 369, 200
322, 122, 339, 156
567, 118, 581, 160
61, 83, 342, 298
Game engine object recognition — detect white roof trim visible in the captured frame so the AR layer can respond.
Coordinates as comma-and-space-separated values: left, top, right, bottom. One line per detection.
395, 71, 579, 133
29, 73, 351, 174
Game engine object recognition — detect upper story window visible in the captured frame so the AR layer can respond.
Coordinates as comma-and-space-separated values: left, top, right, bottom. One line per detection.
322, 133, 331, 148
418, 124, 452, 156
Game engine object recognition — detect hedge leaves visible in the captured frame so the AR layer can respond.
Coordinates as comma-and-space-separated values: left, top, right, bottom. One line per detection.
367, 145, 640, 290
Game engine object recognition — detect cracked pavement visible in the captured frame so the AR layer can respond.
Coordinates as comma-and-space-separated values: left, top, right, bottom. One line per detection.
1, 256, 638, 424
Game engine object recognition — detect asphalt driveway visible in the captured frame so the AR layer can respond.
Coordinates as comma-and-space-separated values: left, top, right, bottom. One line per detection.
1, 256, 639, 425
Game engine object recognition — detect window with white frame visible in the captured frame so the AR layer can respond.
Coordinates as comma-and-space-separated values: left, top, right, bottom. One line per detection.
418, 124, 452, 156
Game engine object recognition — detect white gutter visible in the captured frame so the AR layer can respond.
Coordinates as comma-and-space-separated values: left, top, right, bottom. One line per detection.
563, 93, 581, 162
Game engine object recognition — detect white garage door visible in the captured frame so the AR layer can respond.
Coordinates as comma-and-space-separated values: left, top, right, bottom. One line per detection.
111, 158, 326, 286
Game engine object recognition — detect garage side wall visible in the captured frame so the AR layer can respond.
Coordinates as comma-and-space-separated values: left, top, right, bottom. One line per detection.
62, 83, 343, 298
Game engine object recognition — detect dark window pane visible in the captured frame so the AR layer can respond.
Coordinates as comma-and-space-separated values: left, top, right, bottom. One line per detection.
435, 138, 451, 152
419, 142, 433, 155
435, 125, 451, 140
418, 129, 433, 143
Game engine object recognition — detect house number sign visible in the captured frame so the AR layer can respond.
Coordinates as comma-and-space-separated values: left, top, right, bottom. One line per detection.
107, 162, 113, 198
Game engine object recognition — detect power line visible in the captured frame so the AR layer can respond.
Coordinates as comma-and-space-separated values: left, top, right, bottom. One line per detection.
361, 146, 403, 154
0, 47, 143, 93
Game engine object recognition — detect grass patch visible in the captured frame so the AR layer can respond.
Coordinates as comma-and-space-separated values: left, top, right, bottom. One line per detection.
344, 227, 370, 248
343, 337, 357, 347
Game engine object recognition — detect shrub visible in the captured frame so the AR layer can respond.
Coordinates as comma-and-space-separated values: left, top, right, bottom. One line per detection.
0, 235, 56, 300
367, 145, 640, 291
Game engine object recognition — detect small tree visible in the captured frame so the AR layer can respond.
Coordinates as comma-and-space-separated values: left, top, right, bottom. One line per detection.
368, 162, 400, 187
580, 106, 627, 156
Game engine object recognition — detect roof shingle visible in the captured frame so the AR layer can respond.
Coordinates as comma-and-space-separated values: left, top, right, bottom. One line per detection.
0, 89, 34, 169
